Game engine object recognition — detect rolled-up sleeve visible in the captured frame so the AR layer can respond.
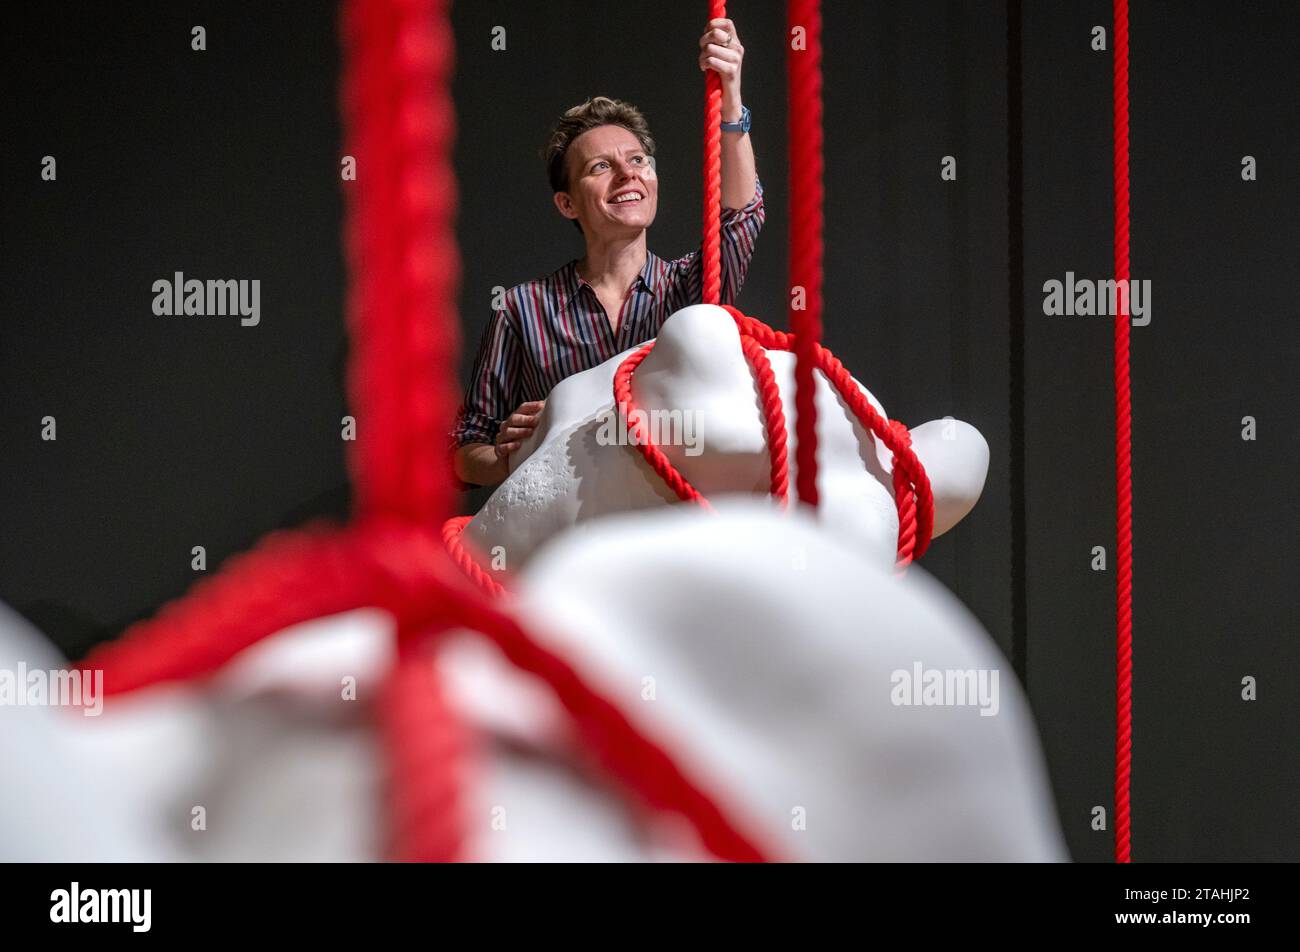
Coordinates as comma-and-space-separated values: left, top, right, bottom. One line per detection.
452, 308, 519, 449
719, 175, 765, 302
671, 176, 766, 309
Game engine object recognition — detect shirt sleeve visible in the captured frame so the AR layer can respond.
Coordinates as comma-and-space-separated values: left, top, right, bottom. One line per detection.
451, 307, 520, 450
668, 175, 766, 311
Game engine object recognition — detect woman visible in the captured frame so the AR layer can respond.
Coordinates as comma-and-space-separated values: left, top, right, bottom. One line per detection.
452, 17, 764, 487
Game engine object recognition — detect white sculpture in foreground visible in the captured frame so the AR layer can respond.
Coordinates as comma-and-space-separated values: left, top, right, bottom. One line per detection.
463, 304, 991, 572
1, 309, 1039, 860
2, 503, 1066, 862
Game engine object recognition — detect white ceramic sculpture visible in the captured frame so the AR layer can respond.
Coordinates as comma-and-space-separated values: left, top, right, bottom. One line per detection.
462, 304, 991, 573
0, 502, 1066, 861
0, 310, 1031, 861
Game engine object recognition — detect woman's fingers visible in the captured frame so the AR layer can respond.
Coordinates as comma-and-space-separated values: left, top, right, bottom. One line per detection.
494, 399, 546, 460
699, 45, 741, 74
503, 409, 540, 428
497, 425, 533, 442
701, 55, 740, 77
699, 28, 729, 49
701, 18, 737, 47
700, 44, 741, 62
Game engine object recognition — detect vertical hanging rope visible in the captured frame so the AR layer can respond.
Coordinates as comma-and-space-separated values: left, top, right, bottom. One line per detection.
787, 0, 824, 508
1112, 0, 1134, 864
341, 0, 460, 524
702, 0, 726, 305
343, 0, 467, 860
379, 628, 473, 862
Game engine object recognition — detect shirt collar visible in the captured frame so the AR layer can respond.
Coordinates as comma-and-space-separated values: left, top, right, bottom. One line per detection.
559, 251, 663, 311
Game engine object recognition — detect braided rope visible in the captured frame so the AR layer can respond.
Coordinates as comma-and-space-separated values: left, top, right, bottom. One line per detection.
1112, 0, 1133, 865
612, 343, 713, 507
739, 335, 790, 502
442, 515, 508, 596
702, 0, 726, 305
787, 0, 824, 508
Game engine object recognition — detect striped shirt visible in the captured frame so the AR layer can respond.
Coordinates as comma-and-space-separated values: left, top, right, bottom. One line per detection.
452, 176, 766, 454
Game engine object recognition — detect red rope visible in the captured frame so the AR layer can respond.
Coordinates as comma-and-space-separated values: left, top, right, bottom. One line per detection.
1112, 0, 1133, 865
380, 629, 474, 862
78, 518, 774, 861
442, 515, 508, 596
740, 334, 791, 502
341, 0, 459, 525
342, 0, 468, 860
613, 343, 714, 508
702, 0, 726, 304
787, 0, 824, 508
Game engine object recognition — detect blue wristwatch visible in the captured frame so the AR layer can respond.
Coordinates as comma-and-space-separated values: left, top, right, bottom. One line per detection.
721, 105, 751, 134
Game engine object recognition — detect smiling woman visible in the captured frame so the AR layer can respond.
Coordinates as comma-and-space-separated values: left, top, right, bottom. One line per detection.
543, 96, 660, 237
451, 18, 762, 490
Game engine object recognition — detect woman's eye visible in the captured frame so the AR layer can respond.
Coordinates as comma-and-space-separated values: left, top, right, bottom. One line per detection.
632, 155, 644, 164
593, 162, 608, 171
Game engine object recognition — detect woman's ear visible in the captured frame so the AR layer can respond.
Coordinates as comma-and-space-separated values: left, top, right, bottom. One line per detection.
552, 190, 578, 222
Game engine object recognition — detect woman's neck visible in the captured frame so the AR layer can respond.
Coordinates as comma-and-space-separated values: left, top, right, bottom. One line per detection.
577, 233, 648, 291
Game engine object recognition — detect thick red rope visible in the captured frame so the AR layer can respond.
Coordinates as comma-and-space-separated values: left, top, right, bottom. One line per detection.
342, 0, 470, 860
787, 0, 824, 509
380, 629, 473, 862
341, 0, 459, 525
442, 515, 508, 596
1112, 0, 1133, 865
79, 517, 774, 861
740, 334, 791, 502
702, 0, 725, 305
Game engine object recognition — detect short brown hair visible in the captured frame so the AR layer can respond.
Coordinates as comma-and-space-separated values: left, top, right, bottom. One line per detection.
541, 96, 656, 234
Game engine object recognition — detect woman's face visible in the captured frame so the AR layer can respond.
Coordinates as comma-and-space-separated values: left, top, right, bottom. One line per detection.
557, 124, 658, 240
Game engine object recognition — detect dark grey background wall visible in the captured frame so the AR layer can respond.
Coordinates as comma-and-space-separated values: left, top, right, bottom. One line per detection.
2, 1, 1295, 862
